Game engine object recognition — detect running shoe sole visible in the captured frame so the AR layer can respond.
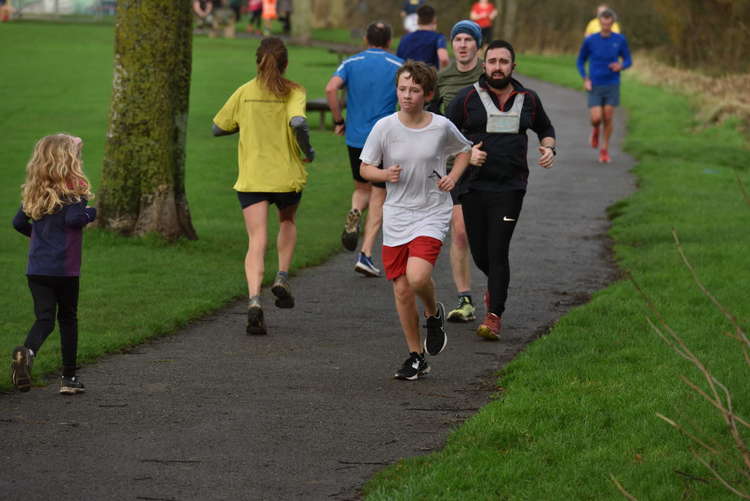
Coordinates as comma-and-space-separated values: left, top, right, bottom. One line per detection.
590, 129, 599, 149
271, 284, 295, 309
476, 324, 500, 341
246, 306, 267, 335
394, 364, 431, 381
354, 261, 380, 278
341, 229, 359, 252
424, 303, 447, 356
11, 346, 31, 392
446, 308, 476, 322
59, 384, 85, 395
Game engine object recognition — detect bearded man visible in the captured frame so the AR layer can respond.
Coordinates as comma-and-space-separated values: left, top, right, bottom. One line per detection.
445, 39, 556, 340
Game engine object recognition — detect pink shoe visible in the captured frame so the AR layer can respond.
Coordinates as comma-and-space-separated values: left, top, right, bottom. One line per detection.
477, 313, 502, 340
598, 148, 611, 163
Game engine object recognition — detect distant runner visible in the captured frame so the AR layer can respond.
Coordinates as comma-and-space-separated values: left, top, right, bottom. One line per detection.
325, 22, 403, 278
577, 8, 631, 163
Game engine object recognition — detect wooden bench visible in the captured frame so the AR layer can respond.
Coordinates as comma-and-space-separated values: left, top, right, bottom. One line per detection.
306, 98, 346, 130
328, 46, 360, 64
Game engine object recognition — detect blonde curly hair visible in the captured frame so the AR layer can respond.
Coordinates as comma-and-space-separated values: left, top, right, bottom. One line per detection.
21, 134, 93, 220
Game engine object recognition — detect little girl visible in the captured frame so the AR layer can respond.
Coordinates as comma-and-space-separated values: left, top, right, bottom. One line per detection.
11, 134, 97, 394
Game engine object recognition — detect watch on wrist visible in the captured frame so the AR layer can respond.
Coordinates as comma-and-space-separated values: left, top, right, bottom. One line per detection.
547, 145, 556, 155
334, 119, 345, 126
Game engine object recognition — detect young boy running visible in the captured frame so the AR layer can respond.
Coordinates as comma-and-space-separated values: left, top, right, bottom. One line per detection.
360, 61, 472, 380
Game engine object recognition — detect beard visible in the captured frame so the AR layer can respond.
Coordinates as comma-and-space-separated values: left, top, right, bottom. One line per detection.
487, 73, 512, 89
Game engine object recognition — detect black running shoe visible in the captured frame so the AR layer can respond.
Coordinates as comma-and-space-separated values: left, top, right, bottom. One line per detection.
394, 352, 430, 380
424, 302, 447, 356
271, 273, 295, 308
11, 346, 33, 392
59, 376, 85, 395
247, 302, 267, 335
341, 208, 361, 252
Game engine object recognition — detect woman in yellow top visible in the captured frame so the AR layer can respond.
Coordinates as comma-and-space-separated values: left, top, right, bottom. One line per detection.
213, 37, 314, 336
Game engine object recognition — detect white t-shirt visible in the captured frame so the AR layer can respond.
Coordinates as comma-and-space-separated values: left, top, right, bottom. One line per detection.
360, 112, 471, 246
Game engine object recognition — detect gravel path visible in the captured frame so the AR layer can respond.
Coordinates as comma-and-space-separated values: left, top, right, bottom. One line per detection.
1, 76, 634, 501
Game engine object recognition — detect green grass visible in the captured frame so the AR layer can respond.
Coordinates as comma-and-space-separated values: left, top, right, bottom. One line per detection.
3, 22, 750, 499
0, 22, 351, 389
364, 55, 750, 498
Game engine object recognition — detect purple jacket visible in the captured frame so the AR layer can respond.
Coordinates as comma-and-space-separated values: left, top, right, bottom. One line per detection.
13, 200, 97, 277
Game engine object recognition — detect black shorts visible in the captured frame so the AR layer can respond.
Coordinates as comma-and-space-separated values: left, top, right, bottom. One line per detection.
237, 191, 302, 210
347, 145, 385, 189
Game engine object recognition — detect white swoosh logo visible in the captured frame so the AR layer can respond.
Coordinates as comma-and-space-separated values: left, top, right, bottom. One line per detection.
503, 216, 516, 222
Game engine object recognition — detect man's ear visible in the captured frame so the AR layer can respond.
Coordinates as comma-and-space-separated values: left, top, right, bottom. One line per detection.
425, 91, 435, 102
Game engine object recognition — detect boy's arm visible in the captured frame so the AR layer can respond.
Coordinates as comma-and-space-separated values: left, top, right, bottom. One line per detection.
439, 150, 470, 192
360, 162, 400, 184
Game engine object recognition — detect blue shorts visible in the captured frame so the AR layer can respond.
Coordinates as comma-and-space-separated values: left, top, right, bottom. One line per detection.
237, 191, 302, 210
588, 84, 620, 108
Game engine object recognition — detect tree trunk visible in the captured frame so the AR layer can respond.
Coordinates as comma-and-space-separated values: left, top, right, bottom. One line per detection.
291, 0, 312, 43
502, 0, 518, 42
99, 0, 197, 240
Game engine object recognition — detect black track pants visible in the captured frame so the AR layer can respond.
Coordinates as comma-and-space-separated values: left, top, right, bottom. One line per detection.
25, 275, 80, 374
461, 190, 525, 316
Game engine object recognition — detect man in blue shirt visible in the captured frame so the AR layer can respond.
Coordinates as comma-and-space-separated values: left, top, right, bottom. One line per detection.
325, 21, 404, 277
396, 5, 449, 70
577, 8, 631, 163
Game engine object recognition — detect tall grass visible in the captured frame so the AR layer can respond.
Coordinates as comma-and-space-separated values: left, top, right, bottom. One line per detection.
364, 54, 750, 499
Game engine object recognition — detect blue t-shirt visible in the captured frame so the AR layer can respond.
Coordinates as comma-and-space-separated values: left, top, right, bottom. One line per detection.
334, 48, 403, 148
396, 30, 447, 69
576, 32, 632, 86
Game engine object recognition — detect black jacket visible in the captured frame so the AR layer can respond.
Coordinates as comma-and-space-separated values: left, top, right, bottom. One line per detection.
446, 75, 555, 193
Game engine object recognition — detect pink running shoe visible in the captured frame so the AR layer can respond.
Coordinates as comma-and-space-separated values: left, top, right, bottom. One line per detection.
477, 313, 502, 341
598, 148, 611, 164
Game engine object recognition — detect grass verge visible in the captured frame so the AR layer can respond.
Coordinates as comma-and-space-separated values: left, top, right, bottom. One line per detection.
364, 54, 750, 499
0, 22, 352, 390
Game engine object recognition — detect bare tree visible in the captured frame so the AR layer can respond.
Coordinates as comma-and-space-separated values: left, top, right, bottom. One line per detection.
98, 0, 197, 240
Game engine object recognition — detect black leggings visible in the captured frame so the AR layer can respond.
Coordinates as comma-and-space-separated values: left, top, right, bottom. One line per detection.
25, 275, 80, 376
461, 190, 525, 316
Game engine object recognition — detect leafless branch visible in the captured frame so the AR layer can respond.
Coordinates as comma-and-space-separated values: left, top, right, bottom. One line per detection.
672, 229, 749, 348
609, 474, 639, 501
657, 413, 722, 455
694, 454, 750, 499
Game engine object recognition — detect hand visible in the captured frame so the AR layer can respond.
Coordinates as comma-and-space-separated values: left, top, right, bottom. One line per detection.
384, 164, 401, 183
437, 175, 456, 192
583, 78, 592, 92
471, 141, 487, 166
333, 123, 345, 136
538, 146, 555, 169
609, 61, 622, 72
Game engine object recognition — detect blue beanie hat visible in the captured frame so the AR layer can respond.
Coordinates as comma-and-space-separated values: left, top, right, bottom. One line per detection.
450, 20, 482, 47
